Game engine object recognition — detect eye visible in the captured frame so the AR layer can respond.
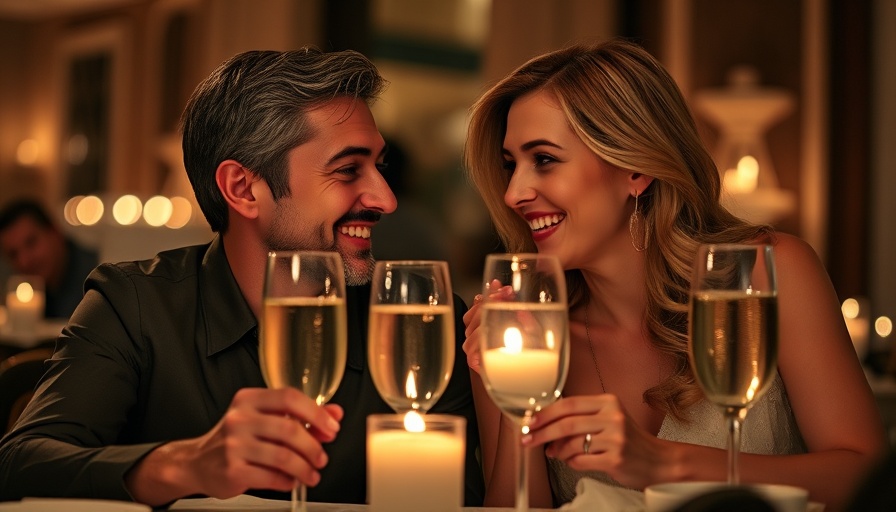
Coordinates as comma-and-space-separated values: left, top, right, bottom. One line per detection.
335, 165, 360, 178
502, 159, 516, 173
534, 153, 557, 167
375, 162, 389, 173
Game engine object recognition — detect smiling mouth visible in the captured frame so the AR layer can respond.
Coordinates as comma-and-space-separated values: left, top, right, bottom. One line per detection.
527, 214, 564, 232
340, 225, 371, 239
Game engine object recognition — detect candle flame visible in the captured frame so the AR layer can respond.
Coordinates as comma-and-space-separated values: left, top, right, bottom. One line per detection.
723, 155, 759, 194
403, 410, 425, 433
15, 282, 34, 303
290, 254, 301, 283
405, 370, 418, 400
502, 327, 522, 353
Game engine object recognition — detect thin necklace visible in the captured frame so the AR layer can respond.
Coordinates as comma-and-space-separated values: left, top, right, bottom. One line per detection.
584, 297, 606, 393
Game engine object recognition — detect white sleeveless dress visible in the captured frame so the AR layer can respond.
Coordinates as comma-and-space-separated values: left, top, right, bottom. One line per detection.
547, 373, 807, 504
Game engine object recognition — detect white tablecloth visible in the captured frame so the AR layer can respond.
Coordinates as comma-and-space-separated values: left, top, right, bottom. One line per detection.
170, 495, 554, 511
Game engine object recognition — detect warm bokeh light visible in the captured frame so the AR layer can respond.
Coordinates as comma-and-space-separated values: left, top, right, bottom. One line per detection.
64, 196, 85, 226
723, 155, 761, 194
112, 195, 143, 225
841, 298, 861, 319
143, 196, 173, 227
75, 195, 104, 225
165, 196, 193, 228
875, 316, 893, 338
16, 139, 40, 166
15, 282, 35, 303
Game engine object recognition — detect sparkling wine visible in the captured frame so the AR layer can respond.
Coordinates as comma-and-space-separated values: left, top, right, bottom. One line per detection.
690, 290, 778, 409
480, 301, 568, 419
368, 303, 455, 412
261, 297, 348, 405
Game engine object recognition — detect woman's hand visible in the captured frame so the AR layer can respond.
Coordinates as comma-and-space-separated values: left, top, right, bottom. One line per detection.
521, 394, 676, 490
462, 280, 514, 374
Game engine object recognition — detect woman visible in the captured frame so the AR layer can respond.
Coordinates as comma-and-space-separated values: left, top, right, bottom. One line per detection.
462, 39, 885, 511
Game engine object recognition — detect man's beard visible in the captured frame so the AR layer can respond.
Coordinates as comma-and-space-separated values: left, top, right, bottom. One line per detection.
266, 207, 376, 286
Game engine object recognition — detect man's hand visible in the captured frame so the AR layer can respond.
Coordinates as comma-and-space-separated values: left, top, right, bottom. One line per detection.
125, 387, 342, 506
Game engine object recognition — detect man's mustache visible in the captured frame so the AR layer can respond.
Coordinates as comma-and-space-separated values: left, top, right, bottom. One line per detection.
336, 210, 382, 224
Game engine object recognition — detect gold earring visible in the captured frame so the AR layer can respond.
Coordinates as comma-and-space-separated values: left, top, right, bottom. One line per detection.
629, 191, 649, 252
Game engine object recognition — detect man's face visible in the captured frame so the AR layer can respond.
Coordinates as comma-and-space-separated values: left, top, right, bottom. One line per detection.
263, 97, 397, 285
0, 216, 65, 285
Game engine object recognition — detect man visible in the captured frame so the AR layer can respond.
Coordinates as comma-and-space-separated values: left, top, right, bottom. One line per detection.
0, 199, 98, 319
0, 48, 484, 507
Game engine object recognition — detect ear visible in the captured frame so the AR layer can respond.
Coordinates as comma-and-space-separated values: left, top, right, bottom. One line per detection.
215, 160, 268, 221
628, 172, 655, 197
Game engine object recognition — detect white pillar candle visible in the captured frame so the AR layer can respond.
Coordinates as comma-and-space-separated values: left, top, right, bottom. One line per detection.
368, 413, 465, 512
482, 347, 559, 398
5, 282, 44, 335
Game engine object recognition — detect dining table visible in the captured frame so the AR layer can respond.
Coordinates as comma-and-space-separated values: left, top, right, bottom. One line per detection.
169, 495, 556, 511
0, 317, 65, 362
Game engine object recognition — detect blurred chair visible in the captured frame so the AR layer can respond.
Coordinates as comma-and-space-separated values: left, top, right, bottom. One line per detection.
0, 346, 53, 434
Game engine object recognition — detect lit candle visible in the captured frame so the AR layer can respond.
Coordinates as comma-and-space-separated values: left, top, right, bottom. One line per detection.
5, 281, 45, 335
367, 413, 465, 512
482, 346, 560, 399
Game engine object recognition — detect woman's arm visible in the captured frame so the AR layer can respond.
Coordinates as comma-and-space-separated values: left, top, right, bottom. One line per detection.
523, 234, 887, 511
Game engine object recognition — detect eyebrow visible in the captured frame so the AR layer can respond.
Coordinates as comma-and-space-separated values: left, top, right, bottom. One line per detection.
502, 139, 564, 155
327, 145, 387, 165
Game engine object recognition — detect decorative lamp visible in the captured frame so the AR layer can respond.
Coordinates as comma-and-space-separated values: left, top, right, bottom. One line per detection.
694, 66, 796, 224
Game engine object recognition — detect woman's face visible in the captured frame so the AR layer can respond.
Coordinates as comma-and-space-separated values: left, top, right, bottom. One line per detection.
502, 89, 633, 270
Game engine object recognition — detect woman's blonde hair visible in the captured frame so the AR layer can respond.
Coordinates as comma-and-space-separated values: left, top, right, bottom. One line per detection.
465, 39, 772, 420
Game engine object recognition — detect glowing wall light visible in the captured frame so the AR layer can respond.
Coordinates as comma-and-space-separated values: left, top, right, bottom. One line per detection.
165, 196, 193, 229
143, 196, 173, 227
112, 195, 143, 225
75, 195, 104, 226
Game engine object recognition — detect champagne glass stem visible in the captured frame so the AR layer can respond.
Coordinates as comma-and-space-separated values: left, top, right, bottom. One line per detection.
290, 482, 307, 512
515, 423, 530, 512
724, 407, 746, 485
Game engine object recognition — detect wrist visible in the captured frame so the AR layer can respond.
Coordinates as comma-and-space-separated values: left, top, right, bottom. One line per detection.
125, 440, 196, 506
657, 438, 692, 483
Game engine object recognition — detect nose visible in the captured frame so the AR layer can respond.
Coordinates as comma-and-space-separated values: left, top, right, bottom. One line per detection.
503, 167, 536, 208
361, 167, 398, 214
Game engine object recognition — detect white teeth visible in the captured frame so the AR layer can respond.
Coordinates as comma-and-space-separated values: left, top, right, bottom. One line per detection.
340, 226, 371, 239
528, 215, 563, 231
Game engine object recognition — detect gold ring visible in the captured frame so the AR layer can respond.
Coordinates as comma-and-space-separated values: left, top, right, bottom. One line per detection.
583, 433, 592, 454
474, 294, 484, 304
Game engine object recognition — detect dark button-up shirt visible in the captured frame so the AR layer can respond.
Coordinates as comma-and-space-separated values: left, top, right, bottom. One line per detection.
0, 236, 484, 505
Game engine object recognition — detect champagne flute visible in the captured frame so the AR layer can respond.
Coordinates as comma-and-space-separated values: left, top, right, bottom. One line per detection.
260, 250, 348, 512
368, 260, 455, 415
478, 253, 569, 512
688, 244, 778, 485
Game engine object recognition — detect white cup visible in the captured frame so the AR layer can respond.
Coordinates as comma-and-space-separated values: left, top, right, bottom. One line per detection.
645, 481, 808, 512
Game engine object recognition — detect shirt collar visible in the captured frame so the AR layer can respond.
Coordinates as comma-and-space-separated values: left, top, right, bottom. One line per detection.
198, 234, 257, 357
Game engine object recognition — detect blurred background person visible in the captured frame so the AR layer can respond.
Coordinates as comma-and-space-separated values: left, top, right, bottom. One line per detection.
0, 198, 98, 319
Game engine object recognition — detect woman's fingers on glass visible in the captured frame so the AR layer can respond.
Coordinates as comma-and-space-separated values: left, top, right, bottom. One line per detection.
462, 335, 482, 373
462, 304, 479, 335
483, 280, 514, 300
